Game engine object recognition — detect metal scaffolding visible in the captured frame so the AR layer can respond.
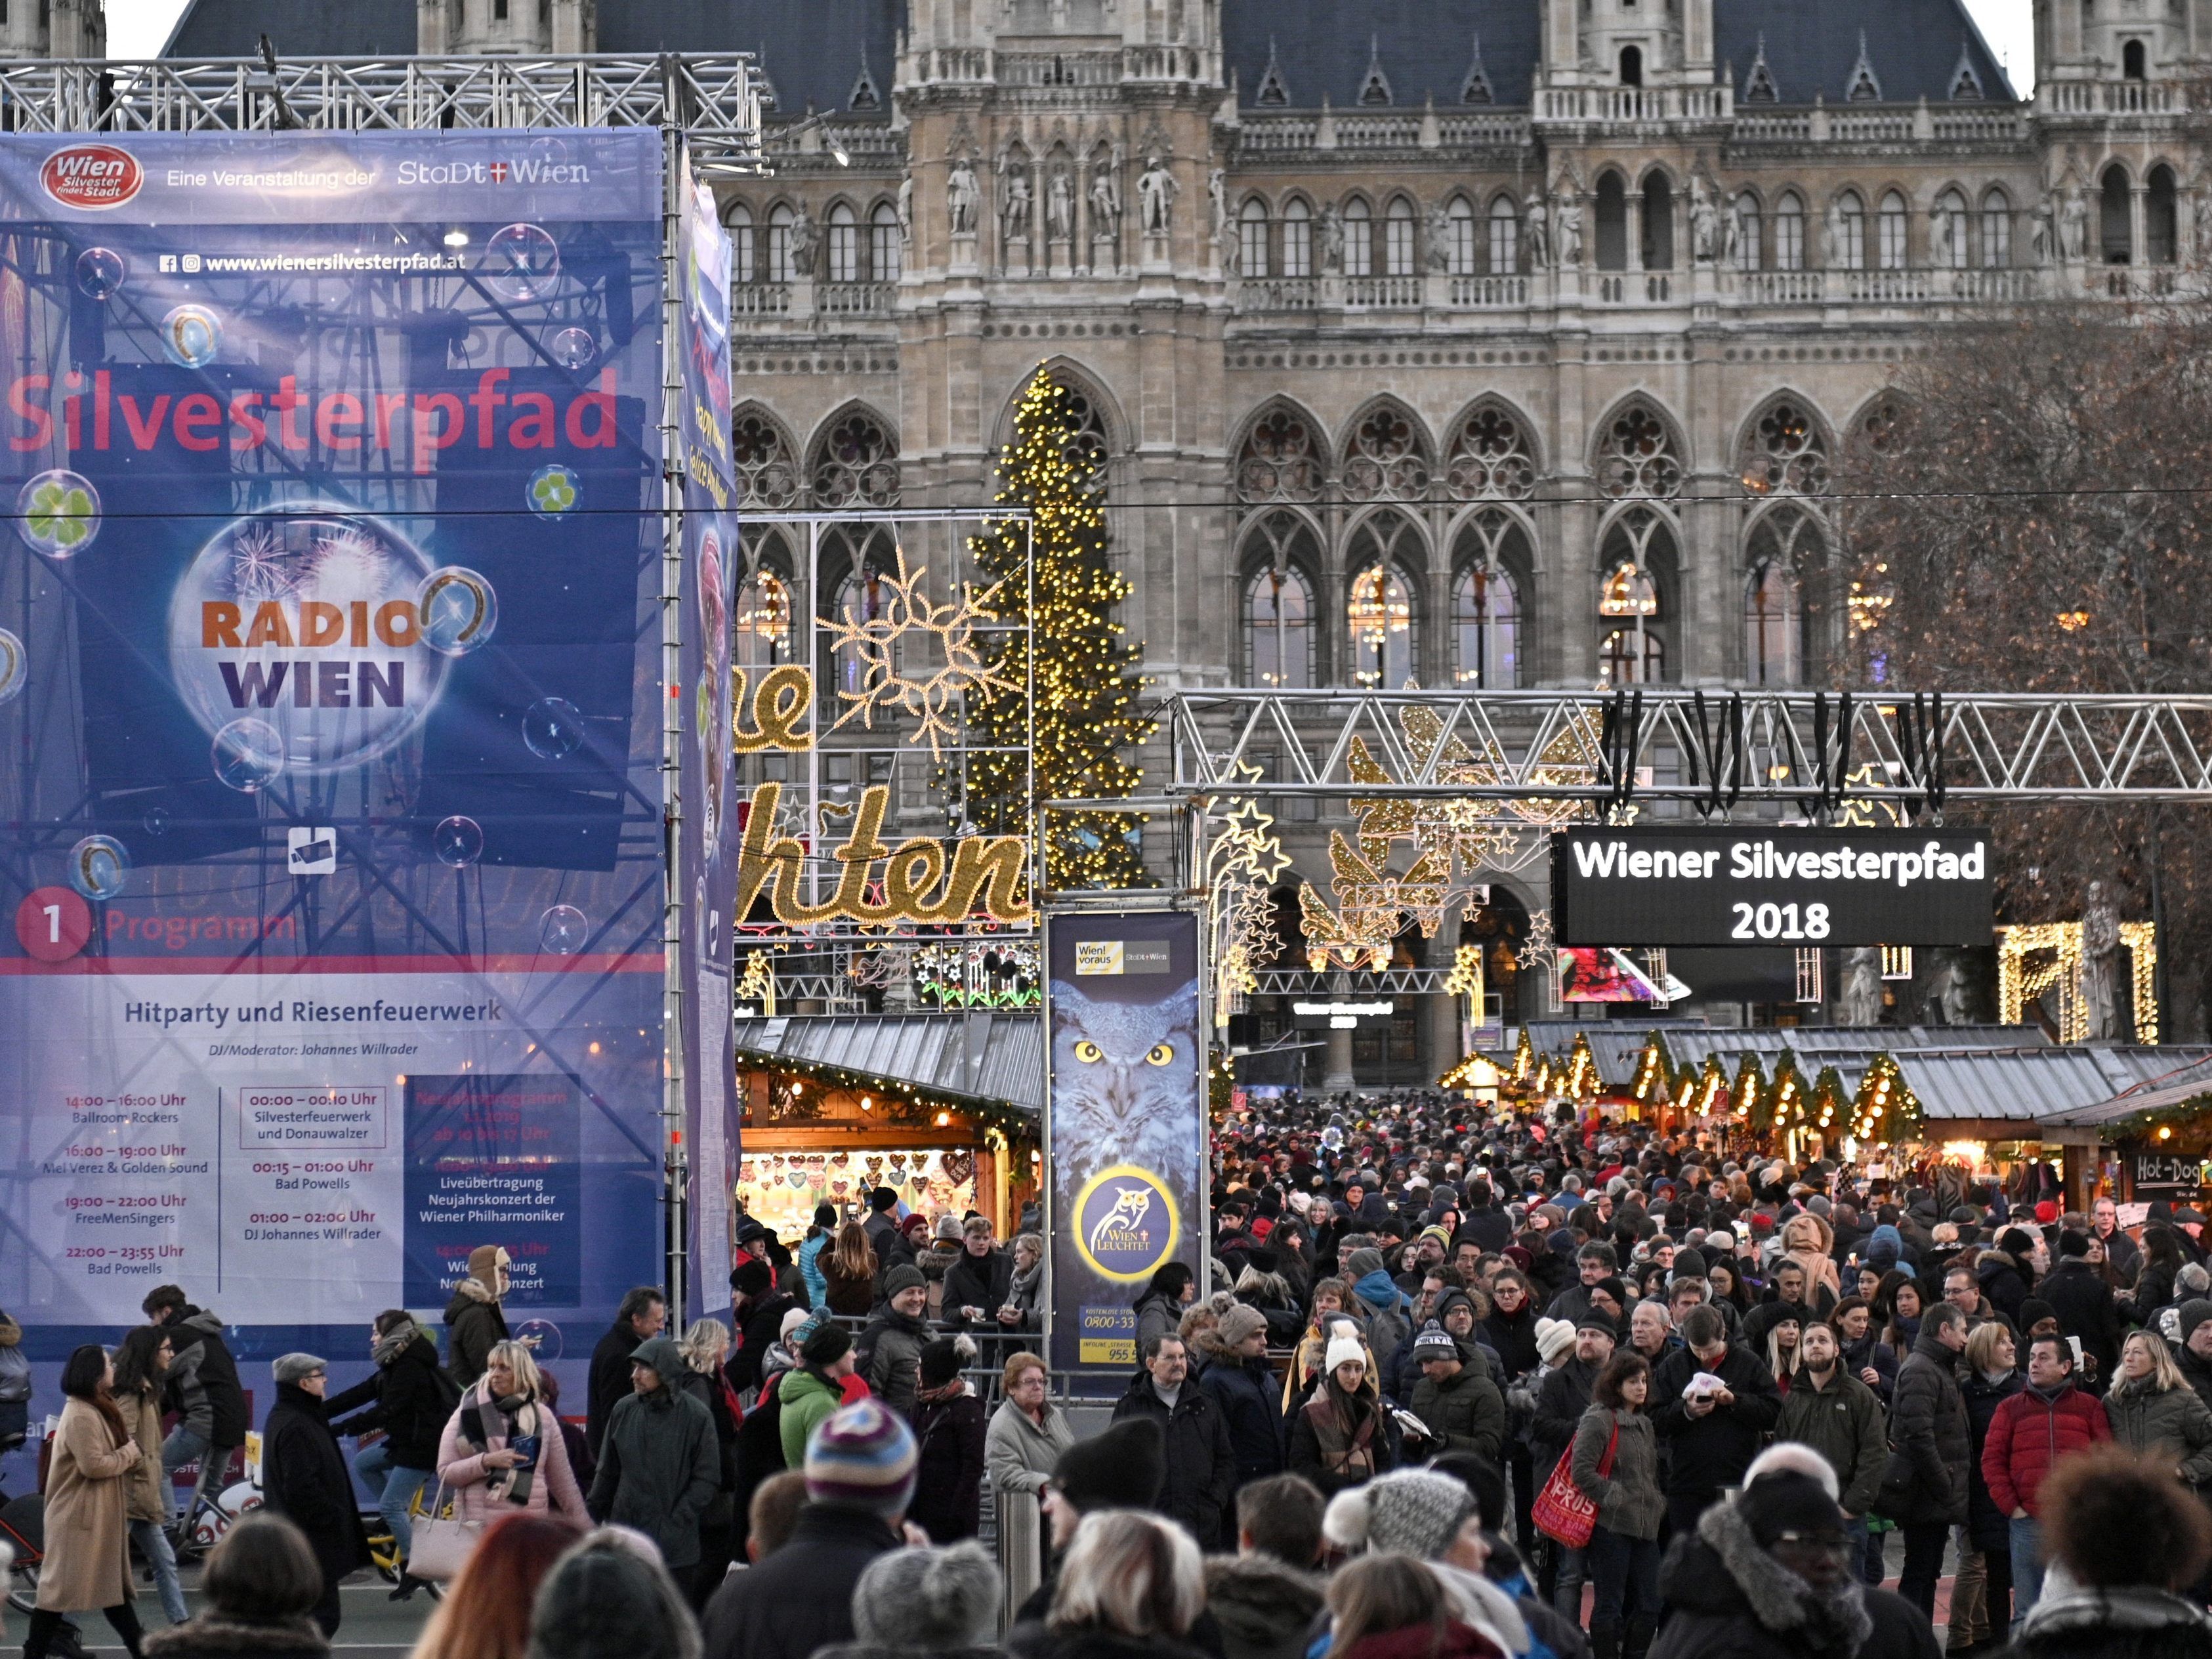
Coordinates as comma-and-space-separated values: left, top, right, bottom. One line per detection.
1165, 688, 2212, 808
0, 53, 763, 172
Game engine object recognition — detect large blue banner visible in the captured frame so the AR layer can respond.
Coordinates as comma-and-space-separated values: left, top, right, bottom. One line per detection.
0, 131, 667, 1388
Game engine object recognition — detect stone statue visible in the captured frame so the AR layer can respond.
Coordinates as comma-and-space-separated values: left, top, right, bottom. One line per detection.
1555, 193, 1583, 266
1426, 202, 1454, 273
1524, 191, 1549, 268
1837, 947, 1884, 1026
1208, 166, 1228, 256
1717, 197, 1740, 268
2193, 186, 2212, 264
1319, 205, 1345, 274
1822, 198, 1847, 268
895, 173, 913, 247
1138, 154, 1177, 236
786, 209, 818, 277
1929, 201, 1956, 269
1089, 154, 1121, 242
1921, 948, 1975, 1026
999, 162, 1032, 252
1689, 177, 1718, 263
946, 156, 979, 236
2030, 196, 2056, 264
2061, 187, 2090, 261
1047, 167, 1074, 243
2081, 880, 2121, 1041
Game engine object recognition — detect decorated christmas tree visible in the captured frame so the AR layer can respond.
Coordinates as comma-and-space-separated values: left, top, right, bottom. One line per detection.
965, 368, 1153, 889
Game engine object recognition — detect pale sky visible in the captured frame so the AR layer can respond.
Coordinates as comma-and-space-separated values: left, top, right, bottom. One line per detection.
104, 0, 2039, 91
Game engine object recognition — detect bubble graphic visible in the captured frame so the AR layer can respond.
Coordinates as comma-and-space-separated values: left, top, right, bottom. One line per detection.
68, 835, 131, 902
211, 717, 285, 792
75, 247, 126, 301
522, 697, 584, 761
432, 814, 484, 868
142, 807, 170, 838
417, 567, 499, 657
159, 304, 222, 369
528, 463, 580, 518
549, 327, 596, 370
0, 629, 22, 705
539, 904, 588, 956
16, 470, 101, 558
511, 1318, 563, 1360
484, 224, 560, 303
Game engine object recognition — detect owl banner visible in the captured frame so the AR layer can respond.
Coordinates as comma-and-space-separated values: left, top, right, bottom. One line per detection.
0, 131, 672, 1386
1045, 910, 1203, 1389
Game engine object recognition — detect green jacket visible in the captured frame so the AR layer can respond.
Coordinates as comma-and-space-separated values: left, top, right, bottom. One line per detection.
2106, 1378, 2212, 1488
585, 1337, 719, 1569
1572, 1405, 1664, 1540
778, 1366, 847, 1469
1408, 1362, 1507, 1464
1776, 1366, 1890, 1518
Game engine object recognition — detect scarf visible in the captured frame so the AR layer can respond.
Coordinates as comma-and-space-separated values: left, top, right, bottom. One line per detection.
463, 1385, 541, 1505
372, 1320, 418, 1368
1301, 1381, 1377, 1479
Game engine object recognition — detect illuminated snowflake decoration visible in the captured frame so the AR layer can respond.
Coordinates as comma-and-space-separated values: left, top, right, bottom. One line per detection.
824, 549, 1021, 759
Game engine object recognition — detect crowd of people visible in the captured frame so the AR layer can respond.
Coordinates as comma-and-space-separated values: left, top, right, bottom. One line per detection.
12, 1090, 2212, 1659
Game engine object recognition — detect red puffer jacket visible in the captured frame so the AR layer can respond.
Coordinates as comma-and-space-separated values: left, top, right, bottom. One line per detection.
1982, 1382, 2112, 1519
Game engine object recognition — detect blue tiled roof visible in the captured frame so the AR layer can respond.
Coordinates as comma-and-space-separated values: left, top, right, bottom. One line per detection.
1715, 0, 2015, 106
164, 0, 417, 58
1221, 0, 1541, 110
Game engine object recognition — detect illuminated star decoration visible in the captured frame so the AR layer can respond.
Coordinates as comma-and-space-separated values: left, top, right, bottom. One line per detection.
825, 547, 1022, 760
1205, 794, 1290, 1019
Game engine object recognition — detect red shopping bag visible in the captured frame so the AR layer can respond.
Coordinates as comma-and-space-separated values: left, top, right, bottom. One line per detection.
1530, 1423, 1616, 1549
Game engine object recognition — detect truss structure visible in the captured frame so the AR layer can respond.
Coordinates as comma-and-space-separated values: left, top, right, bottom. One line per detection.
0, 54, 764, 172
1249, 968, 1450, 995
1166, 689, 2212, 808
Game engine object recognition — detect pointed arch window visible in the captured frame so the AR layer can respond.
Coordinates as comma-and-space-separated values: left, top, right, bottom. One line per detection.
1236, 406, 1325, 503
1239, 198, 1270, 279
827, 202, 860, 282
726, 201, 757, 284
2102, 165, 2134, 264
767, 203, 795, 282
1242, 514, 1319, 687
1282, 198, 1313, 278
1343, 198, 1373, 277
1734, 192, 1761, 272
1346, 567, 1416, 688
870, 203, 902, 280
1776, 192, 1806, 271
811, 410, 900, 508
1596, 173, 1628, 270
1642, 173, 1675, 269
1453, 511, 1528, 687
1598, 507, 1675, 685
1877, 191, 1909, 270
1343, 404, 1430, 499
1979, 188, 2012, 268
1740, 401, 1830, 496
1597, 405, 1682, 499
823, 524, 900, 699
2150, 165, 2179, 265
1385, 198, 1417, 277
734, 409, 800, 509
1934, 188, 1969, 269
1743, 509, 1818, 686
1486, 196, 1518, 275
1051, 376, 1112, 486
1834, 192, 1866, 270
1438, 197, 1474, 277
737, 555, 795, 671
1444, 404, 1535, 500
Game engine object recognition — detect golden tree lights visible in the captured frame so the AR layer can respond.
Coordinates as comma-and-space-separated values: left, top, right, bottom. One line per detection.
967, 368, 1153, 891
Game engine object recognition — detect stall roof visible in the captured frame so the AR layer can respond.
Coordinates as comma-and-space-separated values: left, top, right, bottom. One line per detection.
2034, 1051, 2212, 1128
733, 1011, 1042, 1116
1517, 1021, 2046, 1060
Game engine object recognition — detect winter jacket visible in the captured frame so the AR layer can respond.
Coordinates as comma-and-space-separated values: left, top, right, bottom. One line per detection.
327, 1332, 455, 1471
163, 1308, 248, 1449
731, 1292, 800, 1395
1650, 1344, 1784, 1499
442, 1278, 508, 1391
261, 1382, 369, 1594
1195, 1339, 1288, 1485
799, 1232, 831, 1309
1112, 1370, 1237, 1547
37, 1396, 142, 1614
1840, 1328, 1900, 1406
701, 1501, 902, 1659
1887, 1327, 1971, 1524
1976, 1250, 2034, 1327
824, 1255, 877, 1316
2040, 1257, 2123, 1384
435, 1377, 589, 1524
986, 1395, 1076, 1500
1570, 1405, 1663, 1540
2009, 1586, 2212, 1659
1648, 1498, 1943, 1659
778, 1365, 850, 1467
1773, 1367, 1889, 1518
910, 1381, 988, 1543
1982, 1379, 2110, 1519
585, 1336, 720, 1568
122, 1390, 169, 1524
1530, 1357, 1602, 1473
1134, 1290, 1186, 1358
1409, 1362, 1507, 1465
943, 1248, 1015, 1326
1961, 1366, 2026, 1552
856, 1307, 932, 1420
586, 1314, 647, 1457
142, 1614, 329, 1659
1482, 1301, 1543, 1385
1203, 1554, 1326, 1659
675, 1365, 743, 1529
2106, 1376, 2212, 1486
1004, 1628, 1212, 1659
1352, 1271, 1413, 1359
1288, 1381, 1400, 1496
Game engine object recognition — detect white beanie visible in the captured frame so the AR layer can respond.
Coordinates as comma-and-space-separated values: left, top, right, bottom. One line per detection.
1742, 1441, 1840, 1500
1534, 1316, 1576, 1366
1324, 1333, 1367, 1376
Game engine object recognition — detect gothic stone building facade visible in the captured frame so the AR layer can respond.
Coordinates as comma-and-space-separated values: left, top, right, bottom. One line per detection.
156, 0, 2212, 1070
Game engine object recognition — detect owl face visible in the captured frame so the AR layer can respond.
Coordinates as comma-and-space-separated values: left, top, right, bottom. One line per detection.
1049, 979, 1200, 1167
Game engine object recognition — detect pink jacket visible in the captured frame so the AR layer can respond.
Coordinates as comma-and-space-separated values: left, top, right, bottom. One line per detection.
436, 1380, 588, 1524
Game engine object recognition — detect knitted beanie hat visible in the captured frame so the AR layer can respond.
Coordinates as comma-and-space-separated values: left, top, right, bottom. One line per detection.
881, 1263, 927, 1298
1216, 1303, 1269, 1349
848, 1542, 1001, 1648
804, 1398, 918, 1517
1534, 1316, 1576, 1365
2180, 1299, 2212, 1345
1324, 1333, 1367, 1374
1323, 1469, 1478, 1559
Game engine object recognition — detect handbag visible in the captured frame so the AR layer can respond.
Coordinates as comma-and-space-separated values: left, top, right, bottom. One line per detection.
404, 1482, 482, 1581
1531, 1423, 1616, 1549
1871, 1444, 1919, 1522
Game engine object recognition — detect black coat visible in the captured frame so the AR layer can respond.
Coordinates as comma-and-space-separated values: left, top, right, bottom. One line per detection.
2039, 1259, 2122, 1384
1978, 1253, 2033, 1326
1888, 1328, 1972, 1525
586, 1317, 645, 1456
1482, 1301, 1543, 1385
1110, 1370, 1236, 1548
2007, 1589, 2212, 1659
164, 1309, 249, 1449
942, 1249, 1015, 1326
327, 1335, 455, 1472
732, 1293, 799, 1395
1009, 1628, 1213, 1659
909, 1386, 988, 1543
1961, 1367, 2026, 1553
1650, 1345, 1783, 1499
703, 1502, 902, 1659
259, 1383, 367, 1591
1650, 1518, 1941, 1659
674, 1368, 741, 1530
1197, 1351, 1287, 1485
1531, 1358, 1602, 1471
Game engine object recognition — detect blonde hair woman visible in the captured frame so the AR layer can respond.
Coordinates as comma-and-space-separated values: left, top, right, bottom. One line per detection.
2107, 1330, 2212, 1486
671, 1319, 742, 1611
1047, 1511, 1206, 1646
436, 1339, 588, 1526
